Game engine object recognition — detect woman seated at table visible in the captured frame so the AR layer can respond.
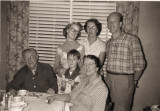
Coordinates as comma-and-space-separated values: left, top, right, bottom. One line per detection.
47, 55, 108, 111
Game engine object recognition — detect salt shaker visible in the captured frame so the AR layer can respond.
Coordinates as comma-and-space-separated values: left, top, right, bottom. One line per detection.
4, 94, 9, 110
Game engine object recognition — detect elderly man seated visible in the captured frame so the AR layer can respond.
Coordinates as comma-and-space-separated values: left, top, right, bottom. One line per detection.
7, 48, 58, 95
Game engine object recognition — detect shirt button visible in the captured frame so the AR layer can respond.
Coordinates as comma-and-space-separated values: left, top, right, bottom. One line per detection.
34, 86, 36, 88
32, 77, 34, 79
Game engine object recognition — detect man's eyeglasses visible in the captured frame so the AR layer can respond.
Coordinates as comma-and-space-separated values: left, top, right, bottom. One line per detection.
24, 56, 36, 61
69, 27, 79, 34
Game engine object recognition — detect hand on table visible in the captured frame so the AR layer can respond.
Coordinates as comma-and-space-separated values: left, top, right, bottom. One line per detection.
47, 88, 55, 95
9, 89, 17, 96
46, 95, 56, 104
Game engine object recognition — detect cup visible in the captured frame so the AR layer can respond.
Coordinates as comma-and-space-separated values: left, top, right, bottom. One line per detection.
12, 96, 23, 103
18, 90, 28, 96
10, 106, 23, 111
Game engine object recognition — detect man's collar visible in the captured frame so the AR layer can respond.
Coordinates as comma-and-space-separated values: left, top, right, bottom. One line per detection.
27, 62, 39, 74
111, 30, 125, 40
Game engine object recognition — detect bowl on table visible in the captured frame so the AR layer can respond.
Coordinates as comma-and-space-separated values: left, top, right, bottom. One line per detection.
18, 90, 28, 96
12, 96, 23, 103
10, 101, 27, 111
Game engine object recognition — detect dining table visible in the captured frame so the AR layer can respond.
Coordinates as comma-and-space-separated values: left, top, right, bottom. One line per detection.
0, 92, 68, 111
23, 92, 65, 111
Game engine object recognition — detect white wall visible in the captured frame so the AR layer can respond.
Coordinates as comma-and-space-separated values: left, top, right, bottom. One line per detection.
133, 2, 160, 111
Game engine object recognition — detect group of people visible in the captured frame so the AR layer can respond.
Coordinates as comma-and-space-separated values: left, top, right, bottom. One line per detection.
6, 12, 146, 111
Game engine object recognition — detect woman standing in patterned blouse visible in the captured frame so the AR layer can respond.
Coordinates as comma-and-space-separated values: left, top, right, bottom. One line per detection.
53, 22, 85, 75
47, 55, 108, 111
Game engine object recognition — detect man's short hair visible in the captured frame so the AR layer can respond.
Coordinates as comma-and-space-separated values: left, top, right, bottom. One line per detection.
67, 49, 81, 60
22, 48, 37, 58
107, 12, 123, 22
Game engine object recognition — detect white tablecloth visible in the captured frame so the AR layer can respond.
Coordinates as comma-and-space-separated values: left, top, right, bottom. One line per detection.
23, 92, 65, 111
0, 92, 67, 111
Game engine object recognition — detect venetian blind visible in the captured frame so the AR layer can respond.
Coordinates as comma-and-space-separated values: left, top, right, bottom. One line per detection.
29, 0, 116, 66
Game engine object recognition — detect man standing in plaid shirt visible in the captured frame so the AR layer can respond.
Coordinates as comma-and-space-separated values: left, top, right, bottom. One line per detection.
105, 12, 146, 111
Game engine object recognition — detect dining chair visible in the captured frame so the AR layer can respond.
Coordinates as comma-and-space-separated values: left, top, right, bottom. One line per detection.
105, 102, 114, 111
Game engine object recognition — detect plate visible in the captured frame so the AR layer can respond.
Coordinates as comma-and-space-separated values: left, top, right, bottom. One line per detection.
10, 101, 27, 107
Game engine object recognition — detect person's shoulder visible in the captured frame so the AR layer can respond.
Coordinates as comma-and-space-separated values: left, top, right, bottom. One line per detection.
97, 38, 106, 49
96, 82, 108, 93
97, 37, 106, 44
15, 65, 28, 76
74, 66, 80, 73
38, 63, 54, 74
80, 75, 88, 82
124, 32, 139, 41
57, 45, 63, 51
38, 62, 52, 68
56, 42, 67, 51
77, 44, 84, 51
91, 81, 108, 96
78, 38, 87, 42
106, 38, 112, 44
17, 65, 27, 72
78, 38, 87, 44
94, 77, 108, 90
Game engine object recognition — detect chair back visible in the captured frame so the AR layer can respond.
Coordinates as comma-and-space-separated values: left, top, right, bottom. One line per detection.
105, 102, 113, 111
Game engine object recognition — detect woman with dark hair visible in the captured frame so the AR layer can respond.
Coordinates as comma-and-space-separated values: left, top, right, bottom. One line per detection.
78, 18, 106, 69
54, 22, 85, 74
47, 55, 108, 111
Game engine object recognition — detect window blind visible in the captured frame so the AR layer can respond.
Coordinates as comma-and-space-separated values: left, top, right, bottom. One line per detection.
72, 0, 115, 41
29, 0, 116, 66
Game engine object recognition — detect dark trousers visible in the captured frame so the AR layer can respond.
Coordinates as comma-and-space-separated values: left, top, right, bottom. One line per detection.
104, 73, 135, 111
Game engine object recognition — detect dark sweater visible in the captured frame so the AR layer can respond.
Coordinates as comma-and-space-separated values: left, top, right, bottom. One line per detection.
65, 66, 80, 80
7, 62, 58, 93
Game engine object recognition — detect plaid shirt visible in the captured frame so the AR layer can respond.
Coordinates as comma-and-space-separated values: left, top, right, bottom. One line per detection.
106, 32, 146, 74
70, 76, 108, 111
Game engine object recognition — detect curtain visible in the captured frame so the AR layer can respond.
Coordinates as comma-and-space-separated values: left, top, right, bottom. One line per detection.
116, 1, 140, 36
6, 1, 29, 82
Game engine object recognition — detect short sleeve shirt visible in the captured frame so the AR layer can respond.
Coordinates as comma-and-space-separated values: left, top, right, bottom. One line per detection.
78, 37, 106, 57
